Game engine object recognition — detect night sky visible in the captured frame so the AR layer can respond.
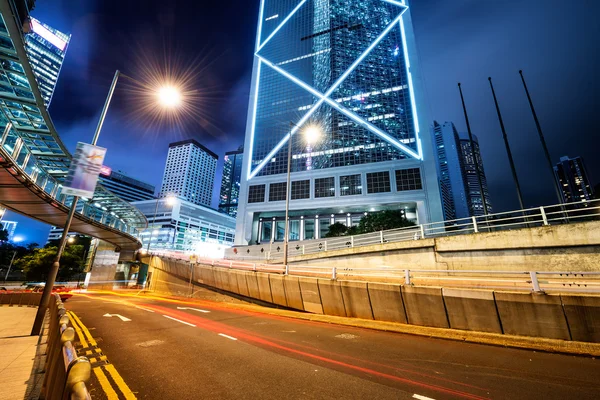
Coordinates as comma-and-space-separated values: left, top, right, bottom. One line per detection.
4, 0, 599, 245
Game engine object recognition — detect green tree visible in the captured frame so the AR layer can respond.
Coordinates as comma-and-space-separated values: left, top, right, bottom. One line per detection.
357, 210, 415, 234
325, 222, 348, 237
15, 244, 86, 281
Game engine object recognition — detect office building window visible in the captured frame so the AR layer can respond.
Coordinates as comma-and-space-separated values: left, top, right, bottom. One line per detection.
314, 177, 335, 198
395, 168, 422, 191
269, 182, 287, 202
366, 171, 391, 193
248, 185, 265, 203
291, 180, 310, 200
340, 174, 362, 196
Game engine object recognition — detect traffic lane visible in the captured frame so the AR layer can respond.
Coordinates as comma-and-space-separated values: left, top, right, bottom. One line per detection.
75, 295, 493, 399
74, 293, 600, 399
66, 295, 422, 400
138, 294, 600, 400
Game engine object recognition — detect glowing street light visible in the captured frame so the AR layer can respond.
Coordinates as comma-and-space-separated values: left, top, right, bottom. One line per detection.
67, 236, 75, 244
147, 195, 177, 254
283, 122, 323, 267
157, 86, 182, 108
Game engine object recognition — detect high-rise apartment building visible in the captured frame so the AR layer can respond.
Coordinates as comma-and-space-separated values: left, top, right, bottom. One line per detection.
99, 167, 155, 202
219, 146, 244, 218
25, 17, 70, 107
236, 0, 442, 244
459, 134, 492, 216
160, 139, 218, 207
554, 156, 594, 203
432, 121, 469, 220
1, 220, 17, 241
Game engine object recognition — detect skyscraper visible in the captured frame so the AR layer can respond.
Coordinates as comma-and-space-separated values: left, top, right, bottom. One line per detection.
459, 133, 492, 216
1, 220, 17, 241
236, 0, 442, 245
159, 139, 218, 207
432, 121, 470, 220
554, 156, 594, 203
25, 17, 70, 107
219, 146, 244, 218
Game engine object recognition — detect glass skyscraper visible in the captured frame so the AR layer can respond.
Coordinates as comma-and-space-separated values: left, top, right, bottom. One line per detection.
25, 17, 70, 107
554, 156, 594, 203
236, 0, 442, 244
219, 146, 244, 218
459, 133, 492, 217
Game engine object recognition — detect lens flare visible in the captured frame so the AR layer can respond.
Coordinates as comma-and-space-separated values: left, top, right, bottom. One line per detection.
157, 86, 182, 108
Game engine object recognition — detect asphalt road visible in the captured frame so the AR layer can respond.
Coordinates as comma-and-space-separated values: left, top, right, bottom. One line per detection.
65, 289, 600, 400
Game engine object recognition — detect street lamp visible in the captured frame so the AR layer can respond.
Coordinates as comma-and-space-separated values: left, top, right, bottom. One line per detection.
283, 122, 322, 267
147, 195, 176, 254
32, 70, 183, 335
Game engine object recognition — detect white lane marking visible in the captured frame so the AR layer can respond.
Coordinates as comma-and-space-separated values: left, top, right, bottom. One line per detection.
136, 339, 164, 348
163, 315, 196, 327
135, 306, 155, 313
103, 313, 131, 322
335, 333, 358, 339
177, 307, 210, 313
218, 333, 238, 341
413, 395, 436, 400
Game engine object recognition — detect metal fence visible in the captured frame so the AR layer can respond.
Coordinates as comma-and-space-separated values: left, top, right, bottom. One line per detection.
152, 253, 600, 294
227, 199, 600, 261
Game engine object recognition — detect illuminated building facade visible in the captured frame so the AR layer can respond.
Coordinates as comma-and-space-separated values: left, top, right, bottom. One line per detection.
554, 156, 594, 203
219, 146, 243, 218
459, 134, 492, 217
236, 0, 442, 244
25, 17, 70, 107
133, 197, 236, 256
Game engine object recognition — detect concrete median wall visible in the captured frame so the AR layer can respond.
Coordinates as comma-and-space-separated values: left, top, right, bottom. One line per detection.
146, 257, 600, 344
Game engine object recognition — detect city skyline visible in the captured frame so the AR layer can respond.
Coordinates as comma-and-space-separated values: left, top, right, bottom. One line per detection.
5, 0, 599, 244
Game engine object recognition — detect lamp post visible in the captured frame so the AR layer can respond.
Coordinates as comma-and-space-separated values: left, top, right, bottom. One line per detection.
32, 71, 183, 335
283, 122, 322, 267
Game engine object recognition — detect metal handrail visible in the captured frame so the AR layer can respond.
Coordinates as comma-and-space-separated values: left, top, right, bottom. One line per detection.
41, 294, 92, 399
151, 252, 600, 294
226, 199, 600, 261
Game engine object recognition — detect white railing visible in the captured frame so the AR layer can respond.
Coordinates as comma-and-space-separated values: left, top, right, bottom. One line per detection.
150, 252, 600, 294
227, 199, 600, 261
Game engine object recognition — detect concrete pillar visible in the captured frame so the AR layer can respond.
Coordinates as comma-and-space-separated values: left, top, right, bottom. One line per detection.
270, 218, 276, 242
315, 216, 320, 239
300, 216, 305, 241
257, 219, 263, 243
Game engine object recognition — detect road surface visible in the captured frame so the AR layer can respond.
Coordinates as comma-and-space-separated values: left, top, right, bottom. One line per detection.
65, 289, 599, 400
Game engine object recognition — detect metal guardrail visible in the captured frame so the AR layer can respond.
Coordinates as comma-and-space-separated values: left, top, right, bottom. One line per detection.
42, 293, 92, 400
151, 253, 600, 294
227, 199, 600, 261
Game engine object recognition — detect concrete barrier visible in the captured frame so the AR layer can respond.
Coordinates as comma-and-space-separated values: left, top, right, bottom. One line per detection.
212, 268, 225, 290
298, 278, 323, 314
234, 271, 250, 297
340, 281, 373, 319
246, 272, 261, 300
269, 275, 287, 307
367, 282, 407, 323
317, 279, 346, 317
442, 288, 502, 333
494, 292, 570, 340
401, 286, 449, 328
227, 269, 240, 294
283, 276, 304, 311
255, 272, 273, 303
560, 294, 600, 343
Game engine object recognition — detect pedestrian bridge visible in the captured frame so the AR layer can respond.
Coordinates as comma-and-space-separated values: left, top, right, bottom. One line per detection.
0, 3, 145, 251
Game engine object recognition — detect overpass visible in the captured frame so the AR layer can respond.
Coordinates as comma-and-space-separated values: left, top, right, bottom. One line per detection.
0, 1, 145, 251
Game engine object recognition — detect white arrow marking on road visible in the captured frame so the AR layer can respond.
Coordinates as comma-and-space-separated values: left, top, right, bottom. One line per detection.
177, 307, 210, 313
103, 313, 131, 322
413, 395, 436, 400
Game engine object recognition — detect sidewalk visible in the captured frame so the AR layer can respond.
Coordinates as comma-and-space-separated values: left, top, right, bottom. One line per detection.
0, 307, 45, 400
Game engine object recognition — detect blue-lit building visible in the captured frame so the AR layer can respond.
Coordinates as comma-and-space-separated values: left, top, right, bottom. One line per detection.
432, 121, 492, 220
24, 17, 70, 107
235, 0, 443, 244
432, 121, 469, 221
219, 146, 243, 218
